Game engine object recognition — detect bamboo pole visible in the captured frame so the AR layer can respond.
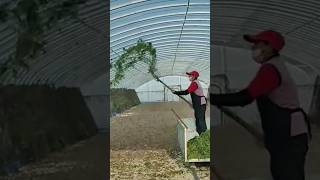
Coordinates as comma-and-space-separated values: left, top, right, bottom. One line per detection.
217, 106, 263, 142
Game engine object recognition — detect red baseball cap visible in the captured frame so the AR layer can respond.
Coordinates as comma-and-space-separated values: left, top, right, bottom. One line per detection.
243, 30, 285, 51
186, 71, 199, 78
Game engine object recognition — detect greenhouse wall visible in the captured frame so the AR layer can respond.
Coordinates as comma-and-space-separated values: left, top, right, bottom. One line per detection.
211, 47, 316, 127
136, 76, 209, 103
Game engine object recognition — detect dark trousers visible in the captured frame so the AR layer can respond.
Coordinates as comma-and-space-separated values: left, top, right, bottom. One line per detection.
194, 104, 207, 134
268, 133, 308, 180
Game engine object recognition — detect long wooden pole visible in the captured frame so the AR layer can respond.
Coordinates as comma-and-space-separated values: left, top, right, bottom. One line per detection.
152, 74, 192, 106
171, 108, 188, 129
152, 73, 263, 142
217, 106, 263, 142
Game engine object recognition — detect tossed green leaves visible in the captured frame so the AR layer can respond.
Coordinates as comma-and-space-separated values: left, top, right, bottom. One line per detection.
111, 39, 157, 86
0, 0, 86, 81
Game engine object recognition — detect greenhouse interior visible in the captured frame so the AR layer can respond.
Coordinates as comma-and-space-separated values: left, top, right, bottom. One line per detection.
0, 0, 319, 179
110, 0, 320, 179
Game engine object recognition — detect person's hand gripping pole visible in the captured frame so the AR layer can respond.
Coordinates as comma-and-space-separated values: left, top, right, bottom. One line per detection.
152, 74, 193, 109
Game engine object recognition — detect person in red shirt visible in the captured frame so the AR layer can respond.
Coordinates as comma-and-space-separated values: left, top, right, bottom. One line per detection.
173, 71, 207, 135
210, 30, 311, 180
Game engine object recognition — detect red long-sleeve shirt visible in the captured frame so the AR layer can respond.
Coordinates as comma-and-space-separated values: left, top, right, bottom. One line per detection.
187, 81, 198, 93
247, 64, 281, 98
210, 63, 282, 107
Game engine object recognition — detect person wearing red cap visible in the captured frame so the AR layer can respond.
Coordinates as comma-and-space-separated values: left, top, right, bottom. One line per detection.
173, 70, 207, 135
210, 30, 311, 180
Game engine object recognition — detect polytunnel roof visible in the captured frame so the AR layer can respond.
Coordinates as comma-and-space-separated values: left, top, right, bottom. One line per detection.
212, 0, 320, 79
0, 0, 319, 89
0, 0, 108, 87
110, 0, 210, 89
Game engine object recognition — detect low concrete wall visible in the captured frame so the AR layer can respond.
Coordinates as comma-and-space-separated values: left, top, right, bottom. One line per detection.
84, 95, 108, 131
110, 88, 140, 114
0, 85, 97, 175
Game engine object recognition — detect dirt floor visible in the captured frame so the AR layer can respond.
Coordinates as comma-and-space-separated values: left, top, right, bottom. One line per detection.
110, 101, 210, 180
0, 101, 209, 180
111, 102, 207, 150
1, 101, 319, 179
0, 133, 107, 180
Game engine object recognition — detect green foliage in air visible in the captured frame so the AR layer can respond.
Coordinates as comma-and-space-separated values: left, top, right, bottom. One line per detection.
111, 39, 157, 86
187, 130, 210, 160
0, 0, 86, 80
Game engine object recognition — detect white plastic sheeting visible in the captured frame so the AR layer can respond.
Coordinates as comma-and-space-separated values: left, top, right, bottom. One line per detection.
0, 0, 319, 129
210, 1, 320, 123
135, 75, 209, 103
111, 0, 210, 89
0, 0, 108, 87
211, 46, 315, 126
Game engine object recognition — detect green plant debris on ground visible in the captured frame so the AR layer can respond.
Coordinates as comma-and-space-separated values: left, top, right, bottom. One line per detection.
187, 130, 210, 160
110, 150, 194, 179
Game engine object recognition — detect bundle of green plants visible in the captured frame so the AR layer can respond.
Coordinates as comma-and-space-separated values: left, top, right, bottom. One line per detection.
111, 39, 157, 86
187, 130, 210, 160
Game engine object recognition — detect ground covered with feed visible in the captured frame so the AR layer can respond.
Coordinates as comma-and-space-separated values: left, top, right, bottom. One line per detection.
111, 102, 210, 180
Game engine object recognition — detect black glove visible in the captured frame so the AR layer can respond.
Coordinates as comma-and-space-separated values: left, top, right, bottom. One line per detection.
210, 90, 253, 107
173, 90, 189, 95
